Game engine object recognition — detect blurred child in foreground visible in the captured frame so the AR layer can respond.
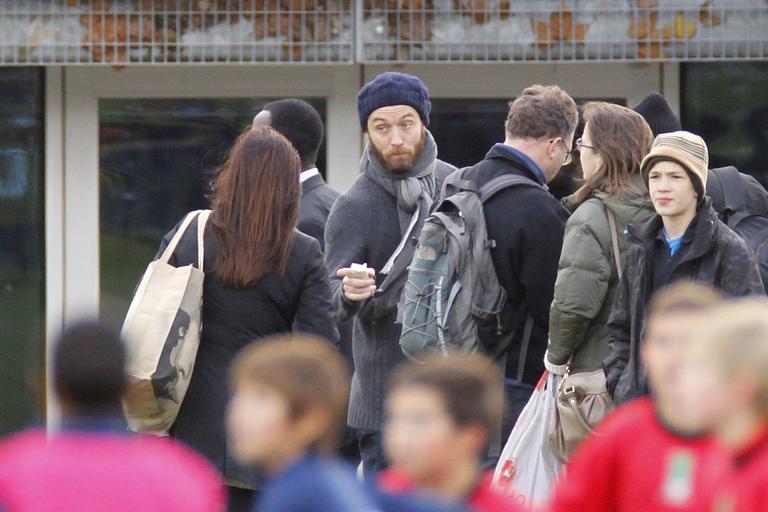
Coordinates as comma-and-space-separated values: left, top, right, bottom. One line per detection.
380, 353, 520, 512
675, 298, 768, 512
549, 283, 729, 512
227, 334, 464, 512
0, 321, 224, 512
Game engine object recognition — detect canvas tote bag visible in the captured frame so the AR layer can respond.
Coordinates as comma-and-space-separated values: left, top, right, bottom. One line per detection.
122, 209, 211, 435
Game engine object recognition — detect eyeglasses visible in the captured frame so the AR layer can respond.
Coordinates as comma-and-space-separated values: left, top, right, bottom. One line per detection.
575, 137, 597, 152
557, 138, 574, 166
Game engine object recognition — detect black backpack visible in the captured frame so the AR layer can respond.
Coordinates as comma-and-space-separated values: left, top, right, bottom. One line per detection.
707, 166, 768, 290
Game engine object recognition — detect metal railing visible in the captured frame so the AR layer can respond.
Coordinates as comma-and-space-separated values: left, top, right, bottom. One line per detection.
0, 0, 765, 65
360, 0, 768, 63
0, 0, 353, 64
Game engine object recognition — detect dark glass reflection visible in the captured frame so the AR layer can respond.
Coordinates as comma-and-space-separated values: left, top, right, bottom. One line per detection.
683, 63, 768, 185
0, 68, 45, 436
99, 98, 326, 329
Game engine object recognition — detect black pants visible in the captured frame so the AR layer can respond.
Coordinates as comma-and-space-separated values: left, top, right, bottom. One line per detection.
338, 426, 361, 465
502, 379, 536, 441
227, 486, 255, 512
358, 429, 387, 481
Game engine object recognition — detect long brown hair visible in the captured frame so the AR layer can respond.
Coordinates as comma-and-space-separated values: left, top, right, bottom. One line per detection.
211, 126, 300, 288
574, 102, 654, 204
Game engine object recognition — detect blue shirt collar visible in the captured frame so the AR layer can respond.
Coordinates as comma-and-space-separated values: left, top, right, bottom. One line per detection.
60, 415, 130, 435
492, 143, 548, 186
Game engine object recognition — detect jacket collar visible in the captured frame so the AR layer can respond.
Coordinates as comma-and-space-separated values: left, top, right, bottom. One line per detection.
301, 173, 325, 195
485, 143, 548, 187
60, 415, 129, 434
733, 423, 768, 468
629, 199, 719, 264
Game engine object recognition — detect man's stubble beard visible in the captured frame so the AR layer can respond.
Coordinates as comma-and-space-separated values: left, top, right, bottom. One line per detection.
371, 132, 426, 175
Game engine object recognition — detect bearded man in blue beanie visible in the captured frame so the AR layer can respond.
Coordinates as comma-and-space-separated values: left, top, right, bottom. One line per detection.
324, 72, 456, 479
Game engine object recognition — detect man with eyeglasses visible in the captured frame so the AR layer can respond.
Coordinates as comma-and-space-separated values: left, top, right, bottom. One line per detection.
457, 84, 578, 435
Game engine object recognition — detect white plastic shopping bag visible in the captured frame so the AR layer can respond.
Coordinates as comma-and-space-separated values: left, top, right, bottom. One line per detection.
121, 210, 210, 435
493, 372, 563, 510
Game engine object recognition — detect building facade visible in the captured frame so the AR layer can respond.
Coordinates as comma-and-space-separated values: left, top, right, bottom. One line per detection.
1, 0, 767, 434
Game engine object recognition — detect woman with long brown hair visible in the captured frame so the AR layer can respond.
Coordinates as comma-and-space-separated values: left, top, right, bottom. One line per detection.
156, 126, 338, 511
545, 102, 654, 456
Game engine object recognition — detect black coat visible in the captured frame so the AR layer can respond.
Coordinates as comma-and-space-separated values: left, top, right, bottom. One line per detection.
297, 173, 355, 392
603, 200, 764, 405
298, 174, 339, 252
157, 213, 339, 487
462, 144, 570, 385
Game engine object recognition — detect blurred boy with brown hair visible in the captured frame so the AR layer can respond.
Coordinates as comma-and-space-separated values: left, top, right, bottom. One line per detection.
227, 334, 463, 512
380, 353, 519, 512
550, 282, 730, 512
675, 298, 768, 512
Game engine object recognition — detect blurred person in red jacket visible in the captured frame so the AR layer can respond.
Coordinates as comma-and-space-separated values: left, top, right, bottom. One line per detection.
674, 298, 768, 512
0, 321, 224, 512
549, 282, 730, 512
379, 353, 519, 512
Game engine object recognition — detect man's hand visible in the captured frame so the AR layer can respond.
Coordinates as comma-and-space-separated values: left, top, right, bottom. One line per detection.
336, 267, 377, 302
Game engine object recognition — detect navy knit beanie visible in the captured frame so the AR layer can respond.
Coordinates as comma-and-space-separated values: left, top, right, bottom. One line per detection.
357, 72, 431, 131
633, 92, 682, 137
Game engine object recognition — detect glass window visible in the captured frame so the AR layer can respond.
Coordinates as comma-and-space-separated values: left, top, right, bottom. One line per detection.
430, 99, 509, 169
0, 68, 45, 436
682, 63, 768, 184
99, 98, 327, 329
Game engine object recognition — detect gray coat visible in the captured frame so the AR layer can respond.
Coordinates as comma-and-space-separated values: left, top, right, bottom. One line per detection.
325, 150, 454, 431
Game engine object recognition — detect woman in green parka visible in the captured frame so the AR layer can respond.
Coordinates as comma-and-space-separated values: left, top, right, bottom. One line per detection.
546, 102, 655, 377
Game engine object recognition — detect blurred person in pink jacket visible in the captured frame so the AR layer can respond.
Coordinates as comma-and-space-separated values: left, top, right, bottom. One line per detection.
0, 321, 225, 512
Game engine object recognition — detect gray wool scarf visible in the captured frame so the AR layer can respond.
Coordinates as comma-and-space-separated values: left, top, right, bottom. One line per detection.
362, 130, 439, 228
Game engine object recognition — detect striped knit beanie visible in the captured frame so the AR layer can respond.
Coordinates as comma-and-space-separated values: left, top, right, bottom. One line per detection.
641, 131, 709, 198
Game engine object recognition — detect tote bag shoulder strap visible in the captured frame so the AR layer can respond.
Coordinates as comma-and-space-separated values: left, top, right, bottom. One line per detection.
158, 210, 210, 267
196, 210, 211, 272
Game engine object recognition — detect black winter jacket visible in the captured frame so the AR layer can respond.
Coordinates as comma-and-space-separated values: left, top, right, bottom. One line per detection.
603, 200, 764, 405
157, 213, 339, 487
463, 144, 570, 385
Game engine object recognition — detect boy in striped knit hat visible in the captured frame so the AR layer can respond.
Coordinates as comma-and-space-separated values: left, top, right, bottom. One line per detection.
602, 130, 763, 407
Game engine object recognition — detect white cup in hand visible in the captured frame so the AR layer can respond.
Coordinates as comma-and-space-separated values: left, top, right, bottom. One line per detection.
337, 264, 377, 302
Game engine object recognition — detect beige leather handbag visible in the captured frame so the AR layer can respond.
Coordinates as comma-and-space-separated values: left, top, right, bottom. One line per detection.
548, 367, 613, 462
548, 207, 621, 462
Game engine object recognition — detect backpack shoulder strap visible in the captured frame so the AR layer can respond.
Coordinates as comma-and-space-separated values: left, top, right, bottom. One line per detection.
707, 168, 726, 214
712, 166, 747, 215
478, 174, 545, 203
439, 166, 474, 201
